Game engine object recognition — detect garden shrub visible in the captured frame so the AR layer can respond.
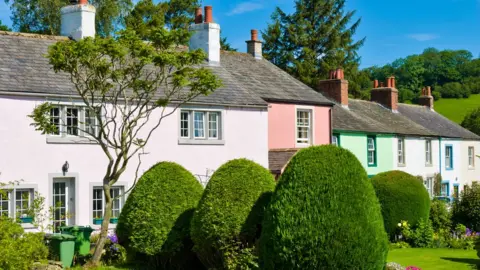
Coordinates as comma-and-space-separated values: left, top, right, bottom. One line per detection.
260, 145, 388, 270
116, 162, 203, 269
429, 199, 451, 232
371, 171, 431, 239
191, 159, 275, 270
0, 217, 48, 270
410, 219, 434, 248
452, 184, 480, 231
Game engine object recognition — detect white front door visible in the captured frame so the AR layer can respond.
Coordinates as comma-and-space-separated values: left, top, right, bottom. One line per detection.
52, 178, 75, 231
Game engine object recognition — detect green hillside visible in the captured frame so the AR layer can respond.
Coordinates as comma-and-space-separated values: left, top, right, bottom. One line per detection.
434, 94, 480, 124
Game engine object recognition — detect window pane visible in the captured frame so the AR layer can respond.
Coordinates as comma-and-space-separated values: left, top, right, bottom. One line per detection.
208, 112, 218, 139
93, 188, 103, 219
85, 108, 99, 137
50, 107, 60, 135
297, 110, 311, 143
194, 112, 205, 138
0, 192, 9, 217
15, 190, 30, 217
180, 112, 189, 138
66, 108, 79, 136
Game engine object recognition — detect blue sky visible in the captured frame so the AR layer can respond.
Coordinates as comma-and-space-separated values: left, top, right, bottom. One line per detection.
1, 0, 479, 68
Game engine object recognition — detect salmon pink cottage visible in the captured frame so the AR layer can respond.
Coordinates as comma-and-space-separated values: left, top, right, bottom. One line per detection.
0, 4, 334, 230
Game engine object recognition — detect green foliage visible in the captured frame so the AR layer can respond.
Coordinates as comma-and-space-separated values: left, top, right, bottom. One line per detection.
165, 0, 199, 30
452, 184, 480, 231
411, 219, 435, 248
435, 94, 480, 123
191, 159, 275, 270
437, 82, 471, 98
476, 236, 480, 258
262, 0, 365, 87
124, 0, 167, 40
116, 162, 203, 267
461, 107, 480, 135
220, 35, 238, 52
90, 0, 133, 37
433, 173, 443, 197
389, 241, 411, 250
0, 19, 11, 31
429, 199, 451, 232
260, 145, 388, 270
0, 218, 48, 270
102, 238, 127, 266
372, 171, 431, 239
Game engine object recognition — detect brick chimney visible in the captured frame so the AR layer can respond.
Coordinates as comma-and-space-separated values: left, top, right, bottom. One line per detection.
316, 68, 349, 107
246, 29, 262, 59
419, 86, 434, 110
61, 0, 96, 41
189, 6, 221, 65
371, 76, 399, 112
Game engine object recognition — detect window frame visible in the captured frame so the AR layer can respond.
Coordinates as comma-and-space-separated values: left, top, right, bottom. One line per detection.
332, 133, 340, 146
423, 177, 434, 197
445, 145, 453, 170
468, 146, 475, 169
397, 137, 406, 166
92, 186, 125, 223
425, 139, 432, 166
296, 109, 313, 145
0, 187, 35, 221
178, 109, 224, 145
453, 184, 460, 200
367, 135, 377, 167
441, 181, 450, 197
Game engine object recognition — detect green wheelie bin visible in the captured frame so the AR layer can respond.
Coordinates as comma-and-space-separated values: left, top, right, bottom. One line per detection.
47, 234, 76, 268
60, 226, 95, 256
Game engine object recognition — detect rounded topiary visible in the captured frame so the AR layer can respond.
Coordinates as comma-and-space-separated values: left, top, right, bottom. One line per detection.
260, 145, 388, 270
191, 159, 276, 269
371, 170, 431, 239
116, 162, 203, 267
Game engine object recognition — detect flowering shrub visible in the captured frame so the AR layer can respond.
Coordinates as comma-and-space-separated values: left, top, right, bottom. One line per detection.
448, 225, 479, 250
406, 266, 421, 270
102, 232, 126, 265
395, 219, 433, 248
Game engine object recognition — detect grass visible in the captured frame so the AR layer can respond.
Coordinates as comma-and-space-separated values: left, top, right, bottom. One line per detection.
388, 248, 480, 270
435, 94, 480, 124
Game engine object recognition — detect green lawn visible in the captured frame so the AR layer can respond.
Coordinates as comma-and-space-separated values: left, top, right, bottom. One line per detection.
435, 94, 480, 124
388, 248, 480, 270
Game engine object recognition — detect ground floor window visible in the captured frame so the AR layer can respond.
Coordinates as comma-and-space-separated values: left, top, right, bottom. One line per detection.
92, 186, 125, 223
453, 185, 459, 200
423, 177, 434, 197
0, 188, 34, 220
441, 182, 449, 197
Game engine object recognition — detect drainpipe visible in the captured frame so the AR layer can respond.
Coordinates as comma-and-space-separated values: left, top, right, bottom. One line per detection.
329, 108, 332, 144
438, 137, 442, 173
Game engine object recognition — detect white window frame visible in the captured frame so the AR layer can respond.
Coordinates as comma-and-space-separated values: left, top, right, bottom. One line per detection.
92, 186, 125, 221
332, 134, 339, 146
178, 109, 224, 145
47, 103, 101, 144
367, 136, 376, 166
0, 191, 10, 217
0, 188, 35, 219
296, 108, 313, 145
398, 137, 406, 166
423, 177, 434, 197
425, 139, 432, 166
468, 146, 475, 169
445, 146, 453, 169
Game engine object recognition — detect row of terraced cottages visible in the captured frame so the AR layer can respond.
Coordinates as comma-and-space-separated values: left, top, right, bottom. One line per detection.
0, 3, 478, 230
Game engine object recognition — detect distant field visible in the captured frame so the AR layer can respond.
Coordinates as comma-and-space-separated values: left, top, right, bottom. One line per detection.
435, 94, 480, 124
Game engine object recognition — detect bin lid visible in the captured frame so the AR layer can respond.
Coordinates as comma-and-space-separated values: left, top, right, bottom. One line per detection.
48, 234, 76, 241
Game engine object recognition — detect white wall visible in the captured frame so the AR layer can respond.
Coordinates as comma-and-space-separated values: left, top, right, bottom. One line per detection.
461, 140, 480, 187
0, 95, 268, 228
440, 139, 463, 197
394, 137, 440, 179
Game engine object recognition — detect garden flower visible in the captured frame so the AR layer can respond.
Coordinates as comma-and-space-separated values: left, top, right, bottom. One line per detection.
398, 223, 402, 227
108, 233, 118, 244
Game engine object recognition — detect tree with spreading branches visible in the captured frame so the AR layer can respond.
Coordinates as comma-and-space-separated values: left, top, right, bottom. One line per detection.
28, 25, 222, 264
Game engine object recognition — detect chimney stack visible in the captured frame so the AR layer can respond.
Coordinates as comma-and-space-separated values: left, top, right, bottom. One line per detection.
371, 76, 399, 112
419, 86, 434, 110
61, 0, 96, 41
194, 7, 202, 24
316, 68, 349, 107
246, 29, 263, 59
189, 6, 221, 65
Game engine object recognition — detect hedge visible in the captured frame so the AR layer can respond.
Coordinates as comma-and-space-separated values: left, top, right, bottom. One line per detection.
371, 170, 431, 238
116, 162, 204, 268
191, 159, 276, 269
260, 145, 388, 270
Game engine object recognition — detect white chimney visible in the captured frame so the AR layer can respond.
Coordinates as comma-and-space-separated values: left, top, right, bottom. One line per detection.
60, 0, 96, 41
189, 6, 221, 66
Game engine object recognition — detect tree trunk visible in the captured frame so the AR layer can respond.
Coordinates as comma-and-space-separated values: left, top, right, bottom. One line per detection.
90, 184, 113, 265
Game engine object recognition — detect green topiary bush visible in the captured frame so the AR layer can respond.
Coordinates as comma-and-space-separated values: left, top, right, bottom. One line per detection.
116, 162, 204, 269
0, 217, 48, 270
191, 159, 276, 269
371, 171, 431, 239
260, 145, 388, 270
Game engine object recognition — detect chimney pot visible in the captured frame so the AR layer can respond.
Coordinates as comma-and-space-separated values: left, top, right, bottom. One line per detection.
335, 68, 344, 80
419, 86, 434, 110
251, 29, 258, 41
204, 6, 213, 23
374, 80, 379, 88
380, 82, 385, 87
426, 86, 431, 96
195, 7, 202, 24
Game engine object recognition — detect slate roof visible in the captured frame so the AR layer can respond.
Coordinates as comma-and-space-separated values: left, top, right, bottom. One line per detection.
269, 149, 298, 174
332, 99, 437, 137
0, 31, 333, 107
398, 104, 480, 140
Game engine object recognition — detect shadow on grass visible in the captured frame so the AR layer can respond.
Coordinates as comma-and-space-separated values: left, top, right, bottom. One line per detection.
441, 257, 480, 269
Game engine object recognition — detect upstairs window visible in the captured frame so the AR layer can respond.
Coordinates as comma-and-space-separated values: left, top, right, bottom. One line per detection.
398, 138, 405, 165
367, 136, 377, 166
445, 146, 453, 170
296, 110, 312, 144
468, 146, 475, 168
49, 105, 100, 138
180, 110, 222, 141
425, 139, 432, 165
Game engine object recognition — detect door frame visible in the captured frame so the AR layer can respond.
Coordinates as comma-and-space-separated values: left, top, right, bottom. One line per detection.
48, 173, 79, 227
